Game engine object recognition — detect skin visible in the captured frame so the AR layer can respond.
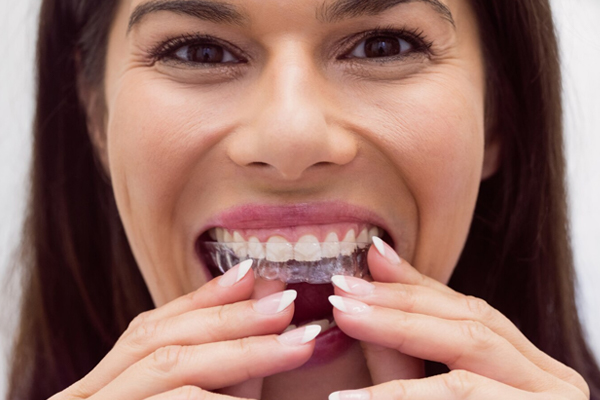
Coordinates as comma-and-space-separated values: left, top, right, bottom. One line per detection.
53, 0, 590, 399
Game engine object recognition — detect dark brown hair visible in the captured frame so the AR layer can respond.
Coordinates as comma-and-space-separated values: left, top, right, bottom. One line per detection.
7, 0, 600, 398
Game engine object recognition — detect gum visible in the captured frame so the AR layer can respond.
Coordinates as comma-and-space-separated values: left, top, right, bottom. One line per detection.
199, 241, 371, 284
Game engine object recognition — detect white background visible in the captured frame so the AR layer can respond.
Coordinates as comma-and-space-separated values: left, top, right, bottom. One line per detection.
1, 0, 599, 396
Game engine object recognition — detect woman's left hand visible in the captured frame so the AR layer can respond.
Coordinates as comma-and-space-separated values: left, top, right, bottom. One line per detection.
328, 238, 590, 399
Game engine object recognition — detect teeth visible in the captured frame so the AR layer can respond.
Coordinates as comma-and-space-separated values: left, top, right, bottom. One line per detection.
247, 236, 265, 258
356, 228, 369, 248
212, 226, 382, 260
321, 232, 340, 258
284, 324, 297, 333
296, 318, 337, 332
369, 226, 380, 240
266, 236, 294, 262
294, 235, 322, 261
340, 229, 357, 256
231, 231, 247, 258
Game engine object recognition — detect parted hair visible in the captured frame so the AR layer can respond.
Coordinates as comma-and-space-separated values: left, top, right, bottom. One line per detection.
7, 0, 600, 398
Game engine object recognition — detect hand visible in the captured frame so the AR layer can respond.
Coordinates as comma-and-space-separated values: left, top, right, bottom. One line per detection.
49, 261, 319, 400
328, 238, 590, 399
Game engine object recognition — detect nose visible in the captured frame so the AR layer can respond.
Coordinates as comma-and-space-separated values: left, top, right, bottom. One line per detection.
227, 49, 357, 181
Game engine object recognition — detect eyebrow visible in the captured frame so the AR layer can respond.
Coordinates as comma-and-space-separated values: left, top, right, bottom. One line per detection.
128, 0, 247, 33
317, 0, 455, 27
128, 0, 455, 34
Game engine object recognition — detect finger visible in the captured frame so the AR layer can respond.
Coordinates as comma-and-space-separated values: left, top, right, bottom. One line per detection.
360, 342, 424, 384
251, 277, 286, 299
138, 260, 257, 327
330, 370, 578, 400
92, 326, 321, 400
329, 297, 566, 393
369, 237, 456, 295
76, 290, 297, 396
332, 276, 590, 395
144, 386, 250, 400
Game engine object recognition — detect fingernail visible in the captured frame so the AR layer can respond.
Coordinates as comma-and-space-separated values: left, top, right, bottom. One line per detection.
372, 236, 401, 265
277, 325, 321, 346
331, 276, 375, 296
329, 390, 371, 400
329, 295, 370, 315
253, 290, 297, 314
218, 259, 253, 287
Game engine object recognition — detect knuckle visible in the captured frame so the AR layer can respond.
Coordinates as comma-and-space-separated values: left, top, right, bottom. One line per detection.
388, 379, 408, 399
128, 318, 162, 349
397, 284, 418, 313
461, 320, 497, 352
443, 370, 477, 397
148, 345, 188, 375
465, 296, 495, 322
177, 385, 207, 400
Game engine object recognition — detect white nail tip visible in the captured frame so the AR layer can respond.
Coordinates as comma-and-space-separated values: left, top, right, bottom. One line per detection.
329, 392, 341, 400
372, 236, 386, 256
277, 290, 298, 313
331, 275, 350, 292
236, 259, 253, 282
302, 325, 322, 343
328, 295, 347, 313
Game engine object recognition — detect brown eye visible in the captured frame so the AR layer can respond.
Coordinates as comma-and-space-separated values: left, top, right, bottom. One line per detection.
174, 43, 237, 64
349, 36, 412, 59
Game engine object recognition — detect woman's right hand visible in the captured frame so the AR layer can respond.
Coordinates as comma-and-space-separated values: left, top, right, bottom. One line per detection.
49, 261, 318, 400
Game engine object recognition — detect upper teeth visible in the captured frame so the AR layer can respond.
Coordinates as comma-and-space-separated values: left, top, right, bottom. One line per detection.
211, 227, 381, 261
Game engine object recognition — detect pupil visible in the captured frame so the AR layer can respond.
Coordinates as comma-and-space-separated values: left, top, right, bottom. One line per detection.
364, 36, 401, 58
188, 45, 224, 63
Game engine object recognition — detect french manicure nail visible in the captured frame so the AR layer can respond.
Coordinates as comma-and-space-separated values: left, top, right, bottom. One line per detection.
329, 390, 371, 400
372, 236, 401, 265
218, 259, 253, 287
329, 295, 370, 315
253, 290, 297, 314
277, 325, 321, 346
331, 276, 375, 296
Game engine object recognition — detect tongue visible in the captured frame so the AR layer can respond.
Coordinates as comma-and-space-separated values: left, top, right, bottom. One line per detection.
287, 282, 334, 325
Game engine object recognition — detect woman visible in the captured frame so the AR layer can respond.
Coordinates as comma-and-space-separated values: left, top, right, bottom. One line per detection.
7, 0, 600, 398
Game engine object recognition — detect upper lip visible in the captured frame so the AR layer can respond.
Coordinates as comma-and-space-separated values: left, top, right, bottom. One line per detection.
197, 201, 393, 240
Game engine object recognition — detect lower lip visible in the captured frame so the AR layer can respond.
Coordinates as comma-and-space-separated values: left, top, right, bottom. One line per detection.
301, 325, 355, 368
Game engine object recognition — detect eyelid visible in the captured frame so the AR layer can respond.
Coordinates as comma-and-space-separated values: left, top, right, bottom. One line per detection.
337, 26, 434, 60
149, 33, 250, 65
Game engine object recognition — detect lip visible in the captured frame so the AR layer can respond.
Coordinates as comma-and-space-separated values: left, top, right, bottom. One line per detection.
303, 325, 355, 368
197, 201, 393, 240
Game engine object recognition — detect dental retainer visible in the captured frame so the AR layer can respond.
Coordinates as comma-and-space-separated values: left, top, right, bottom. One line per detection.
199, 240, 372, 284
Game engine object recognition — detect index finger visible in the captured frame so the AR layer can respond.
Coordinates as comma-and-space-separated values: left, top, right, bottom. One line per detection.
369, 237, 457, 296
132, 260, 256, 329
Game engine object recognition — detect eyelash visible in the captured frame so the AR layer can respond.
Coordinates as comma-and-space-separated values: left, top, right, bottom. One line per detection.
148, 26, 434, 67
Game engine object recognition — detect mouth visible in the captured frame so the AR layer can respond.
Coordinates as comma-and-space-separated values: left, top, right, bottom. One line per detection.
194, 203, 395, 365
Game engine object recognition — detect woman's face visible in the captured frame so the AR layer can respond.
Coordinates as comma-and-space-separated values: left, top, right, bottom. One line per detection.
98, 0, 491, 392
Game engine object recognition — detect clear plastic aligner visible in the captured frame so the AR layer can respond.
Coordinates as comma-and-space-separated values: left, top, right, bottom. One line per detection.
199, 241, 371, 284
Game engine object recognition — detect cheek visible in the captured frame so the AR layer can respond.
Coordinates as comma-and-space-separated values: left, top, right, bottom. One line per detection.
353, 74, 485, 281
105, 74, 236, 300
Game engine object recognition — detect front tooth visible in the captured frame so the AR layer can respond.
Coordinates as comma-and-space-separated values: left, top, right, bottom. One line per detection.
247, 237, 265, 258
340, 229, 357, 256
266, 236, 293, 262
223, 230, 233, 243
216, 228, 225, 243
321, 232, 340, 258
294, 235, 322, 261
231, 231, 247, 258
356, 228, 369, 248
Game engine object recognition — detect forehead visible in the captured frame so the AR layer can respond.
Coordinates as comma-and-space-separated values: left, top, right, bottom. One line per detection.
125, 0, 457, 31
